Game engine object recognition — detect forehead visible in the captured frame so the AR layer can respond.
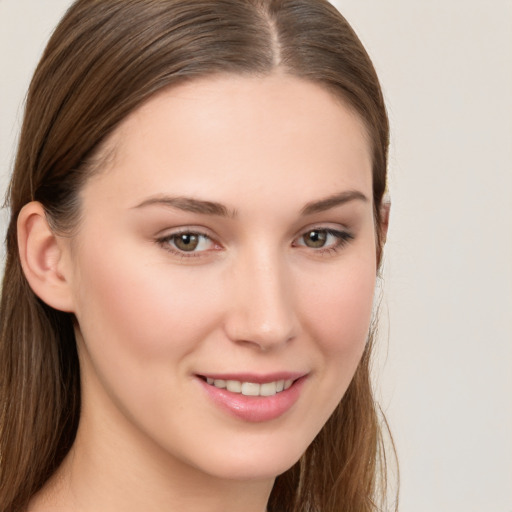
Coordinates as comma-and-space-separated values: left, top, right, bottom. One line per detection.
84, 73, 373, 211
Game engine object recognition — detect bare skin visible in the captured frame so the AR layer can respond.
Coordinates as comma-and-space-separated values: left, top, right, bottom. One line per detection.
22, 73, 379, 512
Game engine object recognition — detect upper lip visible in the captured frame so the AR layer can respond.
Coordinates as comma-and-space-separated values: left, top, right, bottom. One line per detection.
196, 372, 308, 384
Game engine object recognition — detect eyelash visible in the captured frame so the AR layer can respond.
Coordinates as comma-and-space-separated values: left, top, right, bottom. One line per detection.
156, 227, 354, 258
293, 228, 354, 255
156, 230, 217, 258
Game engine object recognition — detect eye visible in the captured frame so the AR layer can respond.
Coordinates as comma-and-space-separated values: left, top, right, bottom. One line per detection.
302, 229, 329, 248
295, 228, 353, 252
158, 231, 217, 255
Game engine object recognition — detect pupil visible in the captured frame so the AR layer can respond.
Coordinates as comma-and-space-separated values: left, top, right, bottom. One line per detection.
306, 230, 326, 248
175, 233, 199, 251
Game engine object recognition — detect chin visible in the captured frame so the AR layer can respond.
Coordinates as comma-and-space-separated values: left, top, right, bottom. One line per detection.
187, 434, 309, 482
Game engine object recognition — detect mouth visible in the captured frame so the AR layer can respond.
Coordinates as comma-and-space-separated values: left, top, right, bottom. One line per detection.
196, 372, 307, 422
199, 376, 295, 397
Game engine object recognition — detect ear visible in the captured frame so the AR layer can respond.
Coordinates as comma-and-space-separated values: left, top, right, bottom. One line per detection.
17, 201, 75, 312
379, 197, 391, 246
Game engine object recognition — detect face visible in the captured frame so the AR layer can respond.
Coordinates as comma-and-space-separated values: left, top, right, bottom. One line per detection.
64, 74, 378, 482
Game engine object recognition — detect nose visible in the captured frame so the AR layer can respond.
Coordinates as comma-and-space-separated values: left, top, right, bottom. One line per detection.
223, 248, 298, 351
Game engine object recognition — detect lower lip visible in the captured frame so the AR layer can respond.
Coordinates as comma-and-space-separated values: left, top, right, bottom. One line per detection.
198, 377, 307, 422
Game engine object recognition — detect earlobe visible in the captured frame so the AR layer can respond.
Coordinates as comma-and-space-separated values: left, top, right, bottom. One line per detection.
17, 201, 75, 312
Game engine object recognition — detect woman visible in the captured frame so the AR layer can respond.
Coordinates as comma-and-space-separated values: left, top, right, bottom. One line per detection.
0, 0, 394, 511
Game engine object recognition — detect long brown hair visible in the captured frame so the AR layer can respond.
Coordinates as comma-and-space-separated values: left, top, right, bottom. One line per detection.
0, 1, 394, 510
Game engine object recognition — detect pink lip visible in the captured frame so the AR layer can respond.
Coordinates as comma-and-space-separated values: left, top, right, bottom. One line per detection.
196, 373, 308, 423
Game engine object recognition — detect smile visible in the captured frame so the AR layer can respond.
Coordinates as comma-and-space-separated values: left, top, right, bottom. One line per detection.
197, 373, 307, 422
205, 378, 294, 396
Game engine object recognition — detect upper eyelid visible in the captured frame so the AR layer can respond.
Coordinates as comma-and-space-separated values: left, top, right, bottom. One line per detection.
158, 230, 217, 245
293, 223, 351, 238
294, 228, 353, 243
156, 226, 216, 239
155, 224, 353, 244
156, 231, 218, 257
298, 227, 350, 236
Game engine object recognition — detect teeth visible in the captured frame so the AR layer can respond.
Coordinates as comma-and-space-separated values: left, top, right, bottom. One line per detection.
226, 380, 242, 393
241, 382, 260, 396
260, 382, 277, 396
206, 378, 294, 396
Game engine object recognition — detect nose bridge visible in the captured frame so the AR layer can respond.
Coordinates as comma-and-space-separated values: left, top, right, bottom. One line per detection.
224, 243, 297, 349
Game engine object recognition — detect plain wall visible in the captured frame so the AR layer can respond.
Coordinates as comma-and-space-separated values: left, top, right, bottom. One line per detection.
1, 1, 511, 511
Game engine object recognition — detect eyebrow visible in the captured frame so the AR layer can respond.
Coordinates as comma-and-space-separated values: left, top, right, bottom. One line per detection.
300, 190, 368, 215
133, 189, 368, 218
133, 195, 237, 218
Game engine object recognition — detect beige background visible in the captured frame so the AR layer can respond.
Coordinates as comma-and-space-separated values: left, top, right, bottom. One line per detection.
1, 1, 511, 510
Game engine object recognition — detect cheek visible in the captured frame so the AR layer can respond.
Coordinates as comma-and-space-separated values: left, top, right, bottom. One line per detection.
296, 254, 377, 409
272, 255, 377, 452
72, 241, 224, 367
299, 260, 376, 354
71, 242, 229, 436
